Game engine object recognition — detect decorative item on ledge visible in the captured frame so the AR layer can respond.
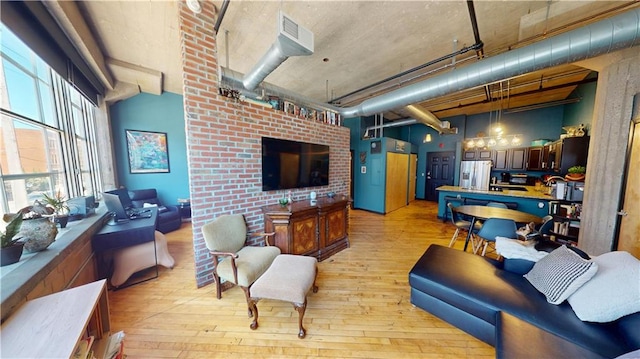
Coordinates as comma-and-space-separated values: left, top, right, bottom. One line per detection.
217, 86, 342, 126
565, 165, 586, 181
465, 133, 523, 149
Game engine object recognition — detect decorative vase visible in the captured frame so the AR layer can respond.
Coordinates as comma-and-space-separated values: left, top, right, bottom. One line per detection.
54, 215, 69, 228
20, 217, 58, 252
0, 242, 24, 267
565, 173, 585, 181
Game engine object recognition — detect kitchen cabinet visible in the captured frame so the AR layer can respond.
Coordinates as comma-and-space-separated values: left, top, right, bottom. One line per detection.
510, 148, 528, 171
493, 148, 527, 171
463, 148, 493, 161
547, 137, 590, 174
493, 149, 508, 170
527, 147, 544, 170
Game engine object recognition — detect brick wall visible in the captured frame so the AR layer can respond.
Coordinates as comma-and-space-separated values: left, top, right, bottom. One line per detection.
178, 3, 351, 287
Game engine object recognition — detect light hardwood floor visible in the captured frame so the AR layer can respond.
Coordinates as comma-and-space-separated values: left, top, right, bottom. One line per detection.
108, 200, 493, 358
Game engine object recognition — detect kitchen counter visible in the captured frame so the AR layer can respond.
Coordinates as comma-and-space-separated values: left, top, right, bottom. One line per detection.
436, 185, 553, 220
437, 185, 552, 200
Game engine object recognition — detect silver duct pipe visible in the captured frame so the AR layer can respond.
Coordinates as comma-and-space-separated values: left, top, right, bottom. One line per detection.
338, 8, 640, 118
221, 8, 639, 133
222, 67, 342, 113
242, 33, 313, 90
224, 68, 455, 134
404, 105, 458, 134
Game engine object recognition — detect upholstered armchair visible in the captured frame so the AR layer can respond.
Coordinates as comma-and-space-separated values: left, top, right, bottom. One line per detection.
128, 188, 182, 233
202, 214, 280, 310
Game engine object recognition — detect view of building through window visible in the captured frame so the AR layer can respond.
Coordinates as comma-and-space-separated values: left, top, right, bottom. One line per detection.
0, 23, 102, 220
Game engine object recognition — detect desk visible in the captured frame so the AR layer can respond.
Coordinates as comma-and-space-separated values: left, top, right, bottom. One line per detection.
455, 205, 543, 252
92, 208, 158, 286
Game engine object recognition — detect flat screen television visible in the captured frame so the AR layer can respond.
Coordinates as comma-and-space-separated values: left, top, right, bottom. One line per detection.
261, 137, 329, 191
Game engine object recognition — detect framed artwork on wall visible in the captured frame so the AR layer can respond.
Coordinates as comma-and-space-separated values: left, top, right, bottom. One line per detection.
125, 129, 170, 173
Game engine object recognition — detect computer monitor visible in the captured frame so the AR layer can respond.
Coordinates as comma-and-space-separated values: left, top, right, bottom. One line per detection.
103, 192, 129, 223
104, 188, 133, 210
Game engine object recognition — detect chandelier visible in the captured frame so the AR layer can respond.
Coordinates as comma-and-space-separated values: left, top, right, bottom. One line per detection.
465, 81, 521, 149
465, 134, 522, 149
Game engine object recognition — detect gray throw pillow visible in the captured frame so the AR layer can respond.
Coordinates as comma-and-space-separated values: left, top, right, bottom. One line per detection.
524, 245, 598, 305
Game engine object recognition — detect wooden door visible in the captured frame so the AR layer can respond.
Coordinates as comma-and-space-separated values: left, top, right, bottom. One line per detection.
425, 151, 455, 201
291, 215, 319, 255
616, 114, 640, 257
385, 152, 409, 213
408, 154, 417, 202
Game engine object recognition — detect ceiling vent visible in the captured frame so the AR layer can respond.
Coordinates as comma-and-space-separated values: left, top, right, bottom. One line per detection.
242, 11, 314, 90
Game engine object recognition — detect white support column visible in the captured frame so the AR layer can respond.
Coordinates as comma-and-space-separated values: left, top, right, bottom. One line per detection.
579, 48, 640, 255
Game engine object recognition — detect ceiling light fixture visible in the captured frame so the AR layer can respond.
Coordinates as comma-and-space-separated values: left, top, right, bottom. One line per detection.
186, 0, 202, 14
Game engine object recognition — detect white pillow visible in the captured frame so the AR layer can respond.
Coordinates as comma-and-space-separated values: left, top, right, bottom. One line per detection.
568, 251, 640, 322
495, 236, 548, 262
524, 245, 598, 305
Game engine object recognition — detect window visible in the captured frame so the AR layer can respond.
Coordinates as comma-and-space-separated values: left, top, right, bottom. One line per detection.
0, 24, 102, 218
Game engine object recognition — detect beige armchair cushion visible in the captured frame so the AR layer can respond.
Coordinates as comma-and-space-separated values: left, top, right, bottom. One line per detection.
216, 246, 281, 287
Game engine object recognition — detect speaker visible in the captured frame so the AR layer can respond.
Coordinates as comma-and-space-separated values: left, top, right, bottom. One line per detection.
67, 196, 97, 220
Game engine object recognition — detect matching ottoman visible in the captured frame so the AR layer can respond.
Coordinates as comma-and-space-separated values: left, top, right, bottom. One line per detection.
248, 254, 318, 338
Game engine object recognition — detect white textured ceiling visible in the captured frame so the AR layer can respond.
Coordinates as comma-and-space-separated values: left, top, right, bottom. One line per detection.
76, 0, 637, 117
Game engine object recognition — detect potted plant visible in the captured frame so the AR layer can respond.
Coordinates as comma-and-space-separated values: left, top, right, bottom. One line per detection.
42, 191, 70, 228
565, 165, 586, 181
1, 213, 24, 266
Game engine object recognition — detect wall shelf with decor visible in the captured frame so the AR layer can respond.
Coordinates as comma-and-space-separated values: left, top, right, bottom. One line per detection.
217, 86, 342, 126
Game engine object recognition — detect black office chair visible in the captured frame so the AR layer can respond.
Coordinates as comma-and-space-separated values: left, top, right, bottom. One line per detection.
447, 203, 482, 252
476, 218, 518, 257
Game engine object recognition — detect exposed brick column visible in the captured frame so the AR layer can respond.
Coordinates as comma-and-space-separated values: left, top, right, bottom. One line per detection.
178, 3, 350, 287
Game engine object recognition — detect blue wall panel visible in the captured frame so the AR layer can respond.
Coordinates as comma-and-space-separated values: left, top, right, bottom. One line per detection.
563, 82, 596, 133
109, 92, 189, 206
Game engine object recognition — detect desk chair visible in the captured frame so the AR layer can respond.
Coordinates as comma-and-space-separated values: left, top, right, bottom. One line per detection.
486, 202, 508, 208
477, 218, 518, 257
538, 215, 554, 236
447, 203, 482, 252
202, 214, 281, 313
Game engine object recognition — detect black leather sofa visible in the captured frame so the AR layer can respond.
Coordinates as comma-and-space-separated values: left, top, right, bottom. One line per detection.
128, 188, 182, 233
409, 244, 640, 358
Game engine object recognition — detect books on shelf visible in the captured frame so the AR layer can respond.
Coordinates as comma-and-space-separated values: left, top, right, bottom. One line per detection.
263, 96, 342, 126
73, 336, 95, 359
104, 331, 126, 359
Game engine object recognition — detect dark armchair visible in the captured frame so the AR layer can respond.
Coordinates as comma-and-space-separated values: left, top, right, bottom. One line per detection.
128, 188, 182, 233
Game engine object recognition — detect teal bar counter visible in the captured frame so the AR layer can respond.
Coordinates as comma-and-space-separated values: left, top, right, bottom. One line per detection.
437, 185, 553, 220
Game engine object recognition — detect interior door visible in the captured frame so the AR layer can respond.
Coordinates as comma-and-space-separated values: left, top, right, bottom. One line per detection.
615, 99, 640, 257
385, 152, 409, 213
425, 151, 455, 201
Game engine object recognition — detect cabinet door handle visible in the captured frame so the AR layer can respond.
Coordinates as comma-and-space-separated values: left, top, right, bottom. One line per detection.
617, 210, 628, 217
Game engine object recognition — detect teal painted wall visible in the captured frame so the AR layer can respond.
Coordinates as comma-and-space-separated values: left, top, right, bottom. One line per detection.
352, 105, 576, 200
563, 82, 597, 135
109, 92, 189, 206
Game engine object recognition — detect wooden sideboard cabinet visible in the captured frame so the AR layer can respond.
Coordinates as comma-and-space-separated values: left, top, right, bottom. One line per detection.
262, 196, 350, 261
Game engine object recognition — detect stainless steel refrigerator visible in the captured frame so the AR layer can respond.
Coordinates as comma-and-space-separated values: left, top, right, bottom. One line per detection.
459, 160, 492, 190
